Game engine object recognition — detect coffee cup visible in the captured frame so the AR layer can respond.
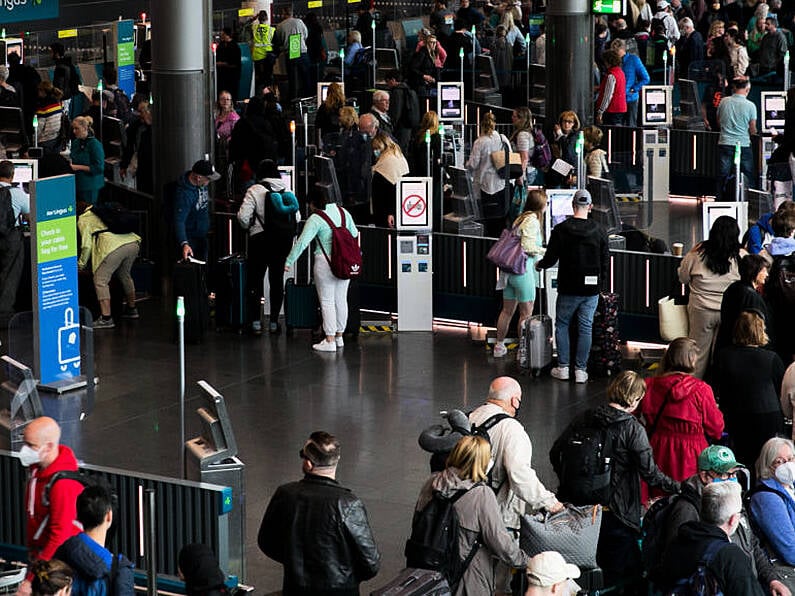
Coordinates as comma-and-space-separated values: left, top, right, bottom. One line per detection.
672, 242, 684, 257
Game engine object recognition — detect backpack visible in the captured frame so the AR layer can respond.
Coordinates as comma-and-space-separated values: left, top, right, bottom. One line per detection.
402, 86, 421, 129
552, 411, 614, 506
314, 206, 362, 279
0, 186, 14, 238
404, 485, 481, 592
425, 411, 511, 475
112, 88, 132, 125
530, 125, 552, 169
666, 539, 727, 596
640, 486, 701, 582
91, 203, 138, 235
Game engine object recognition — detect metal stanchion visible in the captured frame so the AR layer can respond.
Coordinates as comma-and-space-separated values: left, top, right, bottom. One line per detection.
98, 78, 104, 142
144, 488, 157, 596
303, 110, 309, 198
785, 51, 791, 90
526, 34, 531, 104
177, 296, 185, 477
670, 46, 676, 85
735, 142, 742, 202
371, 20, 377, 88
471, 26, 477, 94
340, 48, 345, 87
662, 51, 668, 85
576, 130, 585, 190
425, 129, 431, 177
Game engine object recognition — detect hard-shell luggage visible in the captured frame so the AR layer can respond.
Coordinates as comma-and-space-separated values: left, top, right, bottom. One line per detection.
517, 314, 553, 376
369, 568, 452, 596
173, 260, 210, 343
284, 278, 321, 332
214, 254, 246, 331
588, 292, 622, 378
345, 277, 361, 336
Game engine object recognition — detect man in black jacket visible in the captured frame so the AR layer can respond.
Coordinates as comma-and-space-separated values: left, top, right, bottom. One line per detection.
660, 481, 765, 595
536, 189, 609, 384
258, 431, 381, 596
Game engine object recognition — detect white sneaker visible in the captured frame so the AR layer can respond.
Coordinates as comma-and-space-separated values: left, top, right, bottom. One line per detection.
335, 336, 344, 347
574, 369, 589, 384
493, 342, 507, 358
312, 340, 337, 352
551, 366, 570, 381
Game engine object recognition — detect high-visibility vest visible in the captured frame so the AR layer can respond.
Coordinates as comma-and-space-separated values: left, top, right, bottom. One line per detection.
251, 22, 274, 60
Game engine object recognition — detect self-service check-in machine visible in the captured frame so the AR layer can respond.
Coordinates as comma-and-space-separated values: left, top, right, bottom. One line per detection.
0, 38, 23, 66
396, 177, 433, 331
641, 85, 672, 201
760, 91, 788, 206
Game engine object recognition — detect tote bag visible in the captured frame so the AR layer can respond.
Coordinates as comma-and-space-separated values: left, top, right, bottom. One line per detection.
487, 226, 527, 275
658, 296, 689, 342
491, 135, 523, 179
520, 504, 602, 569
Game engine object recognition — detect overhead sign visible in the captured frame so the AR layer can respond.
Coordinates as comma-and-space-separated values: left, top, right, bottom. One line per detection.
397, 177, 432, 230
57, 28, 76, 39
593, 0, 624, 14
30, 174, 81, 386
0, 0, 59, 24
115, 19, 135, 99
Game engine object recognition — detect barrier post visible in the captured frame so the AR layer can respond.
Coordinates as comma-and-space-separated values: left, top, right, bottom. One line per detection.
576, 130, 585, 190
290, 120, 296, 166
425, 129, 431, 177
662, 51, 667, 85
340, 48, 345, 88
459, 47, 464, 89
669, 46, 676, 85
785, 51, 791, 91
526, 33, 531, 104
471, 26, 477, 95
734, 142, 742, 202
371, 20, 377, 88
144, 488, 157, 596
32, 114, 38, 147
177, 296, 185, 477
98, 78, 104, 142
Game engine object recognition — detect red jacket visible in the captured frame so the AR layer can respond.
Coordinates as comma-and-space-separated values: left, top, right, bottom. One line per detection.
597, 65, 627, 114
25, 445, 83, 561
642, 373, 725, 484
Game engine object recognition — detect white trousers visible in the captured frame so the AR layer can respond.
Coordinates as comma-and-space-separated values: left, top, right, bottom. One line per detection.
314, 257, 350, 337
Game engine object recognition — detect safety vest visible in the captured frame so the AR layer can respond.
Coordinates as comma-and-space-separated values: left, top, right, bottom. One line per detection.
252, 22, 274, 60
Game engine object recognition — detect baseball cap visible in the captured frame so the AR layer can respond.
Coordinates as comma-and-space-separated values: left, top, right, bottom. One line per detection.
573, 189, 592, 206
657, 0, 670, 9
698, 445, 743, 474
526, 551, 581, 587
191, 159, 221, 182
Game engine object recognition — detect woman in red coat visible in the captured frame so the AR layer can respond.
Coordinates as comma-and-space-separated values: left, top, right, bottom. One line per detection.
641, 337, 725, 499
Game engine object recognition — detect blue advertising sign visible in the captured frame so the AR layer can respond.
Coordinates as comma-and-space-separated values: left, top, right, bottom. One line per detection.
0, 0, 59, 25
30, 175, 81, 386
115, 19, 135, 99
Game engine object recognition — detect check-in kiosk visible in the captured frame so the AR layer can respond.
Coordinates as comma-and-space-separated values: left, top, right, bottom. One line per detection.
0, 38, 23, 66
396, 177, 433, 331
438, 81, 465, 167
760, 91, 788, 203
641, 85, 672, 201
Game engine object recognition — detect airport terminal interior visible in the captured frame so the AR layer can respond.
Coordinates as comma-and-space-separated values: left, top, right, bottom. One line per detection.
0, 0, 793, 593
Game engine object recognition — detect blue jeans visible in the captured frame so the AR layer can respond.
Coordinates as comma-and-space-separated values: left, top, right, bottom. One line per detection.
717, 144, 754, 199
555, 293, 599, 370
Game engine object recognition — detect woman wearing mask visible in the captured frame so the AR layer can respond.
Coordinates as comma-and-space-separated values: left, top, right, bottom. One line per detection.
237, 159, 299, 334
749, 437, 795, 579
677, 215, 743, 379
713, 311, 786, 469
371, 133, 409, 227
69, 116, 105, 205
492, 190, 546, 358
412, 435, 528, 595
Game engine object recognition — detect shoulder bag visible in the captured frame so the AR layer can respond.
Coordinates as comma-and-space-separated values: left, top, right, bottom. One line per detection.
520, 504, 602, 568
487, 225, 527, 275
490, 134, 523, 179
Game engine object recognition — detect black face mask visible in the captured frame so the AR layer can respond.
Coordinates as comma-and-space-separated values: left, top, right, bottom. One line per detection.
513, 398, 522, 417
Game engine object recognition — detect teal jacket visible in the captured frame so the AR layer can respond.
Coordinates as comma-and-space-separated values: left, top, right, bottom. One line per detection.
70, 136, 105, 193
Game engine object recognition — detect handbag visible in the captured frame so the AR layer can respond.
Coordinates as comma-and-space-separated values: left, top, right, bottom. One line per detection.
658, 296, 689, 342
520, 504, 602, 569
487, 226, 527, 275
491, 135, 523, 179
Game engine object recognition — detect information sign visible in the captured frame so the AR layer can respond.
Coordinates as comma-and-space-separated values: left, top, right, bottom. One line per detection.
397, 177, 432, 229
0, 0, 59, 25
115, 20, 135, 99
289, 34, 301, 59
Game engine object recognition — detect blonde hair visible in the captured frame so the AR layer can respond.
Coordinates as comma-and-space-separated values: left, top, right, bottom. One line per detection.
511, 106, 533, 141
349, 30, 362, 44
583, 125, 603, 151
708, 20, 725, 38
607, 370, 646, 408
371, 132, 402, 157
446, 435, 491, 482
480, 112, 496, 136
417, 111, 439, 143
500, 10, 515, 30
324, 82, 345, 111
72, 115, 93, 134
339, 106, 358, 130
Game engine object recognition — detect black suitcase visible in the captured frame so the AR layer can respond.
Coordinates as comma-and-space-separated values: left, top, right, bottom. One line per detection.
173, 260, 210, 343
284, 277, 321, 332
369, 568, 451, 596
345, 277, 361, 336
214, 254, 246, 331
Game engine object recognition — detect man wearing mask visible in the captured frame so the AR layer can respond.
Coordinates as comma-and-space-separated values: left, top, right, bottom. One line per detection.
660, 481, 765, 595
15, 417, 83, 596
658, 446, 790, 596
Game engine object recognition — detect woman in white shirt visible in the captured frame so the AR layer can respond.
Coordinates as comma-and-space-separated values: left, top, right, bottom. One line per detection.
466, 112, 509, 237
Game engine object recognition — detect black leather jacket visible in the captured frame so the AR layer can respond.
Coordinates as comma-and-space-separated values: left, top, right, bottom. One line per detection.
258, 474, 381, 596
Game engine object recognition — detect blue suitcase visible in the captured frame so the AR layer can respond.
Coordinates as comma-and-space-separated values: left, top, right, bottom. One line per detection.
284, 277, 321, 332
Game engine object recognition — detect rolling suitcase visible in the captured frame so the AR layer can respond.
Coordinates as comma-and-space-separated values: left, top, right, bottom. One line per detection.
214, 254, 246, 331
173, 260, 210, 343
345, 277, 361, 336
369, 568, 451, 596
517, 315, 553, 376
284, 278, 321, 332
588, 292, 622, 378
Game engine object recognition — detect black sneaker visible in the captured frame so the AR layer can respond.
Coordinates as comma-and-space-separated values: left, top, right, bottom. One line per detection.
93, 316, 115, 329
122, 306, 140, 319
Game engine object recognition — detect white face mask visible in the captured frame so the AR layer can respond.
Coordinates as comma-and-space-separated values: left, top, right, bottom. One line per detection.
775, 461, 795, 486
18, 444, 41, 467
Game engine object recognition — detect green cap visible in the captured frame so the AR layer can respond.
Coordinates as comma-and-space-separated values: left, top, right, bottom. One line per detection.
698, 445, 742, 473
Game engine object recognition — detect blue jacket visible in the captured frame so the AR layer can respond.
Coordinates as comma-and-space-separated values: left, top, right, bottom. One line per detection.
174, 172, 210, 246
54, 533, 135, 596
746, 212, 775, 255
749, 477, 795, 565
622, 52, 650, 104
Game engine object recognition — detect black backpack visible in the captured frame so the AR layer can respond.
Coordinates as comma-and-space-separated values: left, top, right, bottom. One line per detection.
666, 539, 727, 596
427, 412, 511, 474
552, 411, 614, 506
405, 485, 481, 592
0, 186, 14, 238
91, 202, 138, 235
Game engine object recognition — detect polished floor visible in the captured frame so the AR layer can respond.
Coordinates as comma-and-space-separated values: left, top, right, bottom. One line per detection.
0, 198, 715, 594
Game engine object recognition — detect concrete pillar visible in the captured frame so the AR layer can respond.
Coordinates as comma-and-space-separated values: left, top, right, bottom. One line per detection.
545, 0, 593, 129
151, 0, 214, 269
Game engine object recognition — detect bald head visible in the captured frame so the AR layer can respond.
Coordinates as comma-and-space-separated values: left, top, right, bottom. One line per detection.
359, 113, 378, 136
23, 416, 61, 468
488, 376, 521, 402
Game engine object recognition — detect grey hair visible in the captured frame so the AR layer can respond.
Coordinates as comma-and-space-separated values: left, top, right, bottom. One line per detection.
679, 17, 694, 29
373, 90, 389, 102
0, 65, 8, 81
756, 437, 795, 480
700, 481, 742, 526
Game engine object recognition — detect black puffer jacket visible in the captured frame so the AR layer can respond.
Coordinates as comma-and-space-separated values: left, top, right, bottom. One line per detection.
551, 404, 680, 532
54, 533, 135, 596
258, 474, 381, 596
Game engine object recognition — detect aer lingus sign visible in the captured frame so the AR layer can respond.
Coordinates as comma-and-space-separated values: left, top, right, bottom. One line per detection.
0, 0, 59, 24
